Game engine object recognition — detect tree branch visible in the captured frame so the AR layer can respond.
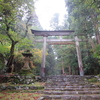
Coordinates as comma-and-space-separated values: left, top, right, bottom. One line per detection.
21, 16, 32, 39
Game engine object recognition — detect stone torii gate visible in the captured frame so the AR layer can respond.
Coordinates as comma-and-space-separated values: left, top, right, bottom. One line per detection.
31, 30, 84, 77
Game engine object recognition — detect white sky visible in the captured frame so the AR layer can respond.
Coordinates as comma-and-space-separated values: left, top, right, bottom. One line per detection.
35, 0, 67, 30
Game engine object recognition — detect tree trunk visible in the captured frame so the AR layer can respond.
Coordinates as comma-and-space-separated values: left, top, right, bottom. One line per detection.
68, 66, 71, 75
91, 14, 100, 44
6, 41, 17, 73
95, 30, 100, 44
61, 61, 65, 74
89, 38, 95, 49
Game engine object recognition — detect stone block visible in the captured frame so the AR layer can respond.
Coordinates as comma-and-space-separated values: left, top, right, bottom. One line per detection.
62, 95, 81, 100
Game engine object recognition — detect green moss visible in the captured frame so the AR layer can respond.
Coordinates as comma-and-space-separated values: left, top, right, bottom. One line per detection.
97, 74, 100, 77
19, 69, 33, 75
14, 78, 20, 83
88, 78, 98, 83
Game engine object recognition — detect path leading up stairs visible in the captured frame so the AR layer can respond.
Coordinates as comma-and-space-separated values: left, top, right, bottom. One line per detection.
38, 75, 100, 100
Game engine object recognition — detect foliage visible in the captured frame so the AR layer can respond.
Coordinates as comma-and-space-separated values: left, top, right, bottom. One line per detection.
97, 74, 100, 77
0, 34, 10, 57
62, 0, 100, 75
47, 0, 100, 75
94, 44, 100, 59
18, 69, 33, 75
88, 77, 98, 83
13, 48, 43, 75
65, 0, 100, 41
49, 35, 75, 74
83, 55, 100, 75
50, 13, 64, 30
0, 0, 35, 72
0, 0, 44, 73
15, 38, 34, 51
32, 48, 42, 64
45, 45, 56, 75
0, 44, 10, 54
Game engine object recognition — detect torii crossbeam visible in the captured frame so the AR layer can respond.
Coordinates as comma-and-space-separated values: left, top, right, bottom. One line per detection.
31, 30, 74, 36
31, 30, 84, 77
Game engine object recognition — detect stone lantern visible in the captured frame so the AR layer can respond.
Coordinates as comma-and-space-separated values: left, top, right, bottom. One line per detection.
12, 50, 34, 84
22, 50, 33, 70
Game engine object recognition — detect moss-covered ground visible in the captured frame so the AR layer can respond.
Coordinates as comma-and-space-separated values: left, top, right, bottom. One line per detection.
0, 82, 45, 100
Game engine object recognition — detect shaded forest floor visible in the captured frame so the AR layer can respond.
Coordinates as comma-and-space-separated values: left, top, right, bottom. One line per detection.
0, 82, 45, 100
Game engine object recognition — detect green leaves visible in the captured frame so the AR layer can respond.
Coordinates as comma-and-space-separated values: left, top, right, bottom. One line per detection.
15, 38, 34, 51
94, 45, 100, 59
0, 45, 9, 53
65, 0, 99, 37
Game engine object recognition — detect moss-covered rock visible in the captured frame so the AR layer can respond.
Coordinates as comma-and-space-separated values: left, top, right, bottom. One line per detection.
10, 69, 35, 84
18, 69, 33, 75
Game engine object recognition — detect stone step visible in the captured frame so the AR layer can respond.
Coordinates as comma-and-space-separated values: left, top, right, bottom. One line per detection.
45, 88, 100, 91
39, 75, 99, 100
46, 82, 88, 86
47, 75, 94, 78
45, 84, 99, 89
49, 78, 87, 81
46, 75, 94, 80
47, 79, 87, 82
38, 94, 100, 100
45, 84, 89, 87
43, 90, 100, 95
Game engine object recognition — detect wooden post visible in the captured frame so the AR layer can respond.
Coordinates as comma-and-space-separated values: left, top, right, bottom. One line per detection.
75, 36, 84, 76
41, 37, 47, 77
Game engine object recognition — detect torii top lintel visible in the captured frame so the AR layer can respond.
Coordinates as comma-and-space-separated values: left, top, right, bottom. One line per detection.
31, 30, 75, 36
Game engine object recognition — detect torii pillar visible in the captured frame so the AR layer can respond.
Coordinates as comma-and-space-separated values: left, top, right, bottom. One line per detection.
41, 36, 47, 77
75, 36, 84, 76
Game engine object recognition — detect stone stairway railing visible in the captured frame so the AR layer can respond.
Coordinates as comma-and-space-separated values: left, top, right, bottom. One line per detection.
38, 75, 100, 100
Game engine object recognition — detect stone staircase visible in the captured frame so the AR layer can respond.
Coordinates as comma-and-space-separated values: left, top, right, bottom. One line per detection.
38, 75, 100, 100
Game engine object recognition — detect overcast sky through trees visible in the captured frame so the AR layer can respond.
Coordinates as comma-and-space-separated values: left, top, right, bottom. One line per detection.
35, 0, 66, 30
